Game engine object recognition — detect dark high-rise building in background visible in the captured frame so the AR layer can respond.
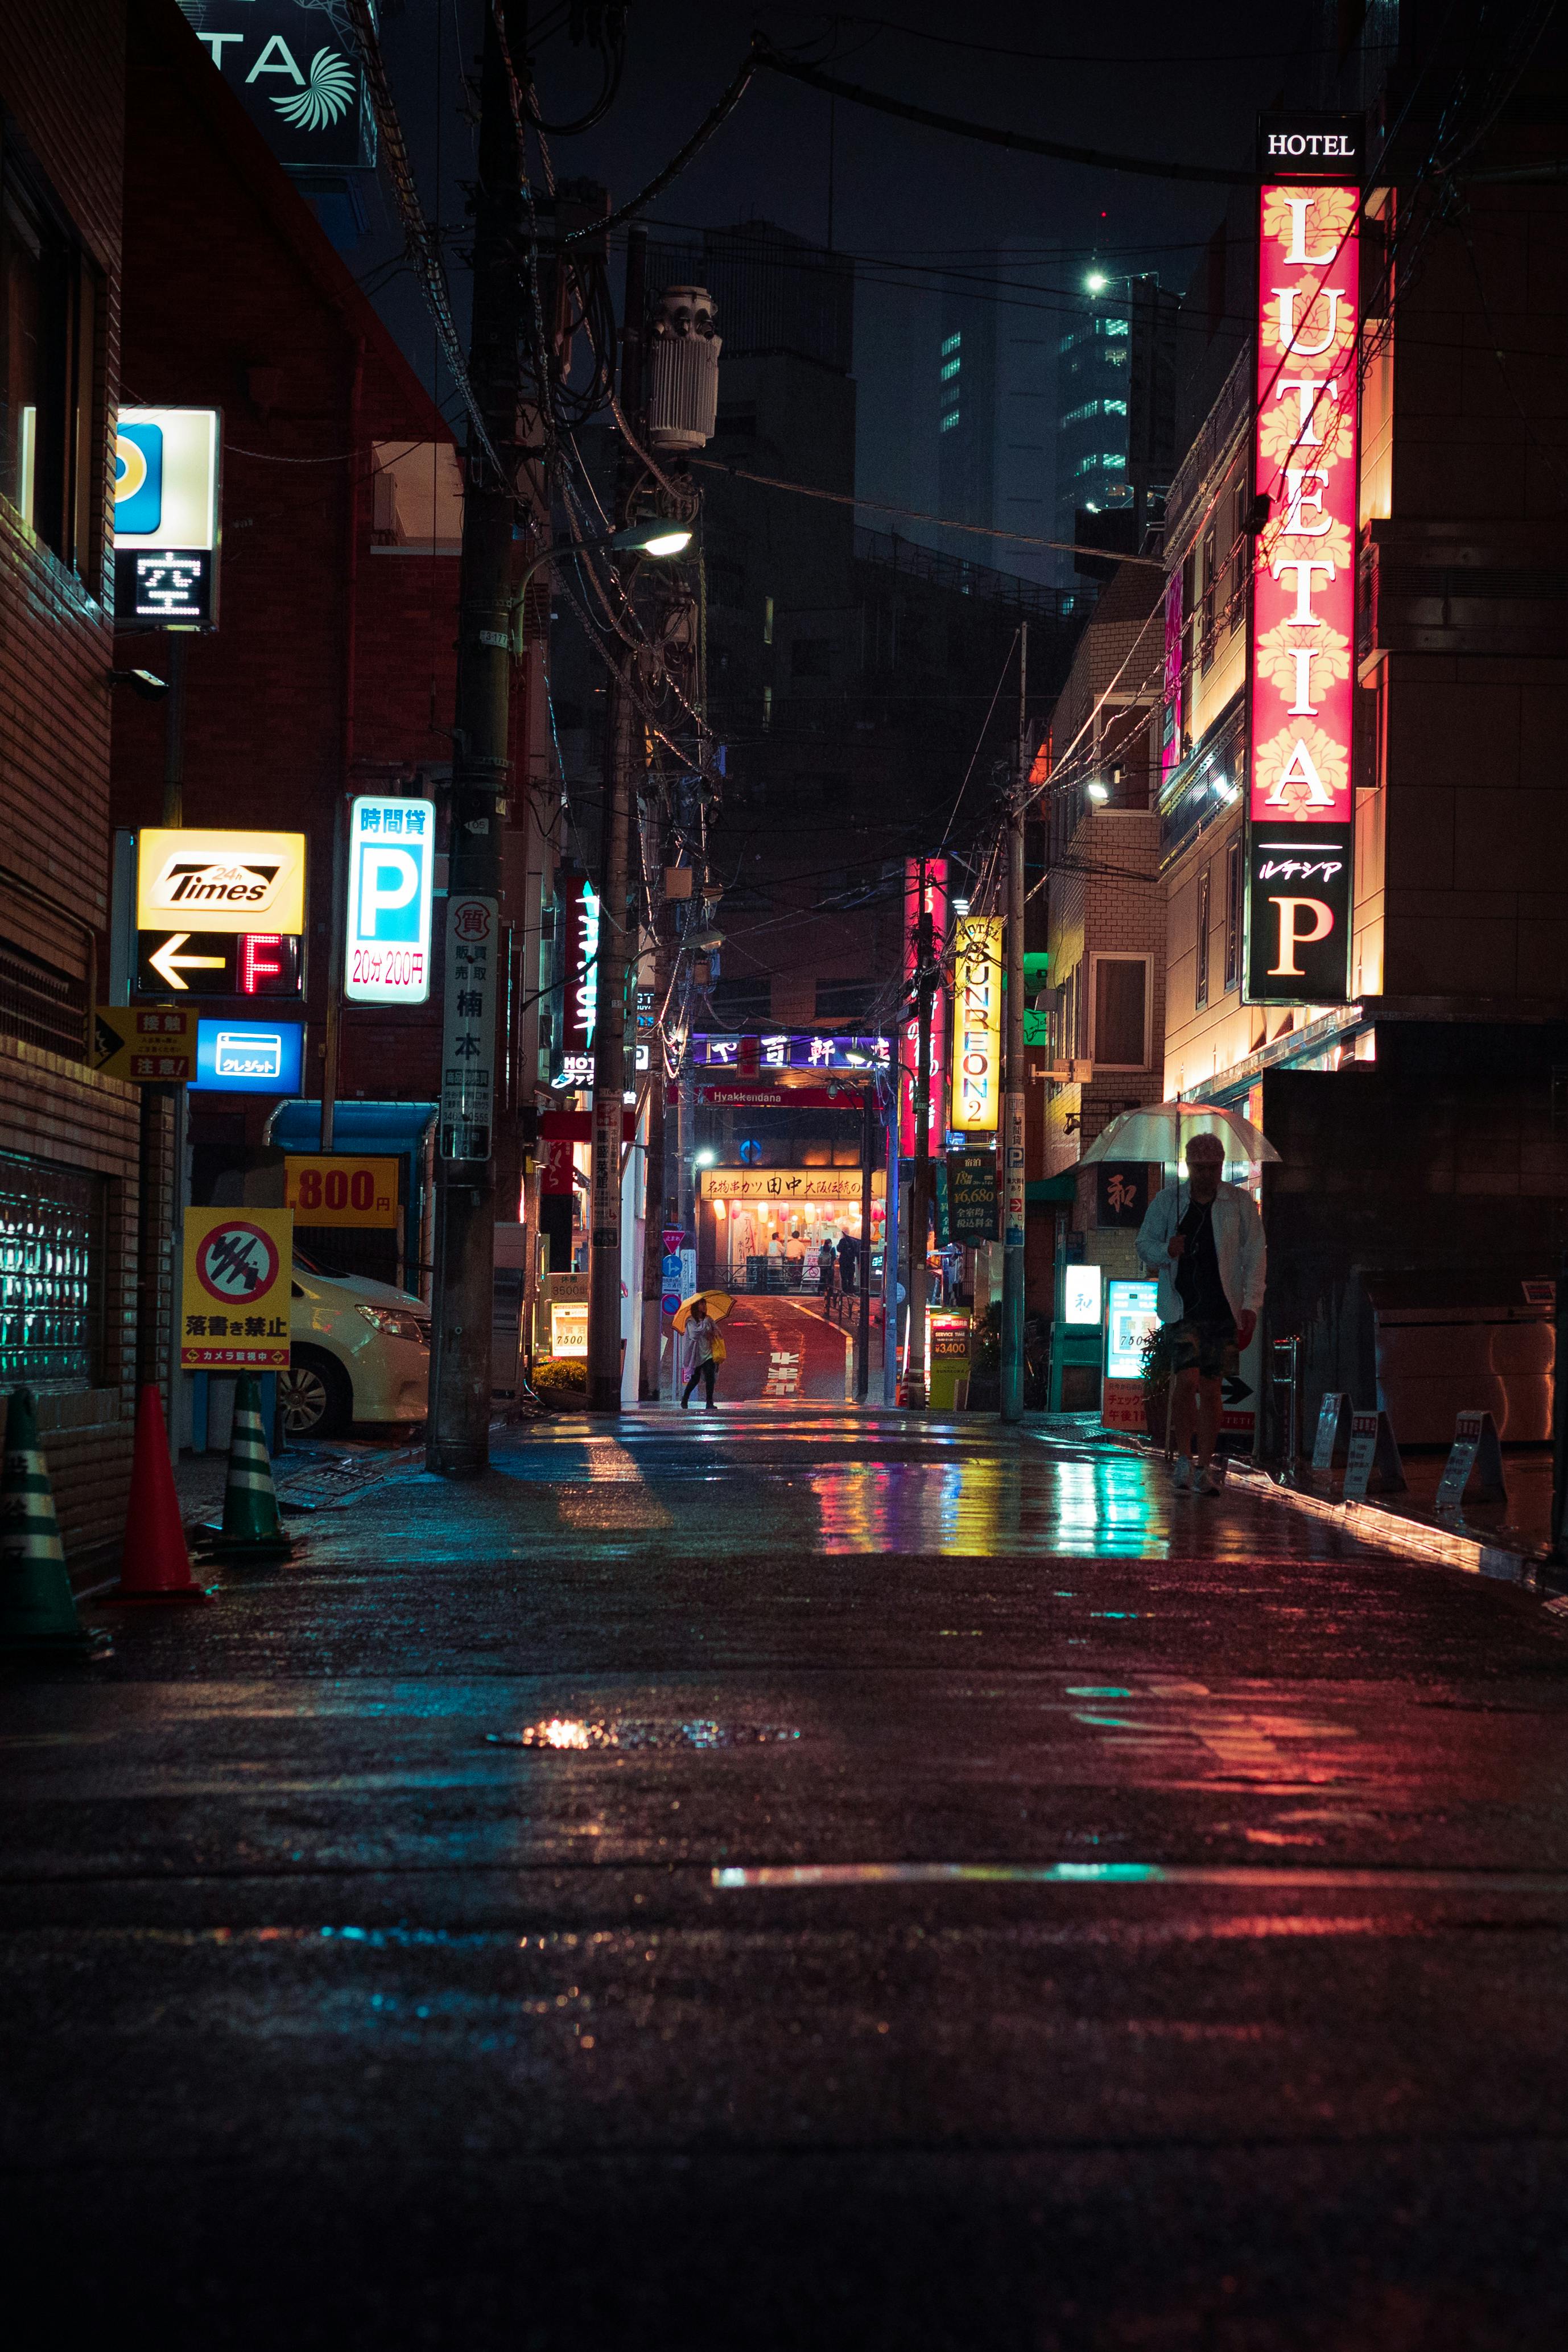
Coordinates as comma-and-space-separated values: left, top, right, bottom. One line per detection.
935, 272, 998, 555
1056, 273, 1179, 547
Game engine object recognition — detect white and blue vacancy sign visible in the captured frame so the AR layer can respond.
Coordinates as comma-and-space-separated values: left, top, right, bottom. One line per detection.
345, 797, 435, 1005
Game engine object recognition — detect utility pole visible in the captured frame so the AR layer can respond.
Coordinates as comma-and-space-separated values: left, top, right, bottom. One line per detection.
426, 0, 523, 1476
855, 1084, 873, 1400
903, 864, 934, 1408
1000, 622, 1028, 1424
586, 225, 649, 1414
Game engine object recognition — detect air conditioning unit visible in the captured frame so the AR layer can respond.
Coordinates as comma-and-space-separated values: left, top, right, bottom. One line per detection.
647, 286, 722, 451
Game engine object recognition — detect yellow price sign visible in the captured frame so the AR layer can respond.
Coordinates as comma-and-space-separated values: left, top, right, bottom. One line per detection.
181, 1207, 292, 1369
284, 1154, 399, 1229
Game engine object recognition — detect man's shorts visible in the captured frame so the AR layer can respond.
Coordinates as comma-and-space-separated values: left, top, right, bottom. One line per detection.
1170, 1317, 1239, 1381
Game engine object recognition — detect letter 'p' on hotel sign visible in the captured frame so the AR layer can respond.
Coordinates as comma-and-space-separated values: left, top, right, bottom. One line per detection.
1244, 114, 1361, 1007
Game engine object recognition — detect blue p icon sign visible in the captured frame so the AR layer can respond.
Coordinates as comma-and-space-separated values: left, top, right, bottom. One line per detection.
362, 847, 422, 940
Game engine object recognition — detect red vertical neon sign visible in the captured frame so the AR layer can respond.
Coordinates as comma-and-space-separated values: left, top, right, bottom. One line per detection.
899, 857, 948, 1159
1249, 181, 1359, 823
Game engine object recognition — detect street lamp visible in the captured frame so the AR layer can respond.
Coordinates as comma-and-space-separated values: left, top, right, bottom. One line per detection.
1085, 271, 1108, 295
511, 519, 693, 650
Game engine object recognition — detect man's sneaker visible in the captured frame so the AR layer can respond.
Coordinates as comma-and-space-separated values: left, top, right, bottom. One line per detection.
1197, 1466, 1223, 1497
1170, 1455, 1191, 1492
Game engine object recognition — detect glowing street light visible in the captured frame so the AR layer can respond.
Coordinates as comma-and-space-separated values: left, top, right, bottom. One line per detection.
1085, 271, 1108, 294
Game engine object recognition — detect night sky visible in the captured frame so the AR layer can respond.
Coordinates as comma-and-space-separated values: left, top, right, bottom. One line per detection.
361, 1, 1320, 517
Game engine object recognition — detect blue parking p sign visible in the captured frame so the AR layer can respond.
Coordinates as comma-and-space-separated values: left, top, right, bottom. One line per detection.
345, 796, 435, 1004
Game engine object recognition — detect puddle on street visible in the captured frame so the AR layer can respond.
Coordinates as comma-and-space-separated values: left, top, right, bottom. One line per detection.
488, 1717, 803, 1751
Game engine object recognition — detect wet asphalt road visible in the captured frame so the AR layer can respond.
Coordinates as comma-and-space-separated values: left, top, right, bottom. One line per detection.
7, 1407, 1568, 2349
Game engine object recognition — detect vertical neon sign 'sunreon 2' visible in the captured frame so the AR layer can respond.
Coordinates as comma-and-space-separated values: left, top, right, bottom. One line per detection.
1249, 180, 1359, 825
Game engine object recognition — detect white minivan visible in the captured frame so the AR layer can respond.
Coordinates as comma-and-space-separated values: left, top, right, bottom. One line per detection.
280, 1251, 430, 1437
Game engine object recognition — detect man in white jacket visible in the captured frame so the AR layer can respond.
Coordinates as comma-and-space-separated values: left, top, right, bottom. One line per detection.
1134, 1133, 1266, 1496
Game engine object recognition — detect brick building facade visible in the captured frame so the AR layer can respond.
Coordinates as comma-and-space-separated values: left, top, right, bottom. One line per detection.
108, 0, 465, 1158
1150, 16, 1568, 1452
1, 0, 146, 1561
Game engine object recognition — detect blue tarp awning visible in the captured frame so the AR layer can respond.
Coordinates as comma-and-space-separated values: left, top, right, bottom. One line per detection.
264, 1101, 438, 1154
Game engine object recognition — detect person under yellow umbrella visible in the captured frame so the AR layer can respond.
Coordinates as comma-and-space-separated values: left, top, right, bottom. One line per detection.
673, 1291, 733, 1412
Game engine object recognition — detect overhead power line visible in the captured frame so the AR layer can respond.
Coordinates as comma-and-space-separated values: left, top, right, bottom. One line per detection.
343, 0, 500, 473
687, 455, 1167, 569
752, 41, 1256, 185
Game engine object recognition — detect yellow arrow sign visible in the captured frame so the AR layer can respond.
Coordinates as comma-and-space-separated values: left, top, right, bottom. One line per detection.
93, 1005, 200, 1082
147, 933, 227, 992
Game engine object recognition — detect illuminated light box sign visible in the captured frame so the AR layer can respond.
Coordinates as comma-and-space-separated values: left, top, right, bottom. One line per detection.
191, 1018, 303, 1094
691, 1033, 890, 1073
1249, 166, 1359, 828
345, 797, 434, 1004
950, 917, 1002, 1134
137, 829, 306, 936
700, 1167, 886, 1204
134, 931, 302, 997
1063, 1264, 1103, 1327
178, 3, 377, 174
550, 872, 599, 1090
899, 857, 948, 1159
113, 407, 220, 629
1244, 826, 1352, 1004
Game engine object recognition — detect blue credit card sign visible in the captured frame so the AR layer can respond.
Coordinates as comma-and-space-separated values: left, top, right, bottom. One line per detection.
192, 1018, 303, 1094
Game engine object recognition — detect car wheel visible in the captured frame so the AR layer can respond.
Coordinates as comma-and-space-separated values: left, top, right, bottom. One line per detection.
279, 1347, 352, 1439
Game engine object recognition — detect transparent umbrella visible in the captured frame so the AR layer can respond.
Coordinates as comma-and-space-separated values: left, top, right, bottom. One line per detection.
1078, 1101, 1280, 1167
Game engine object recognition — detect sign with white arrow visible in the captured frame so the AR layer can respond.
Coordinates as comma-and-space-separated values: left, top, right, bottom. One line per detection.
134, 930, 303, 997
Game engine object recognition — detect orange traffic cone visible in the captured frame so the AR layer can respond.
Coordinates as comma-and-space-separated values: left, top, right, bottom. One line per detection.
106, 1384, 214, 1605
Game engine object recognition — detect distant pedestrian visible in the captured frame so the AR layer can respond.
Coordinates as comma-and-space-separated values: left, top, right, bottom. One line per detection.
818, 1237, 837, 1311
837, 1231, 860, 1299
680, 1298, 721, 1412
1136, 1133, 1265, 1498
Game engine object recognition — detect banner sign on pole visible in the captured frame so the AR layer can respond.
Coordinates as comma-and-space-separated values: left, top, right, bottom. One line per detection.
439, 896, 498, 1162
345, 797, 435, 1004
181, 1207, 292, 1368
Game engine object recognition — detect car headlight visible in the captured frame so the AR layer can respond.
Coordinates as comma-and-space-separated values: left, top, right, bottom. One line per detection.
354, 1305, 430, 1346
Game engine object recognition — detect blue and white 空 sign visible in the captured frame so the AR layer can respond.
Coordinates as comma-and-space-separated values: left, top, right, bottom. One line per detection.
345, 797, 435, 1005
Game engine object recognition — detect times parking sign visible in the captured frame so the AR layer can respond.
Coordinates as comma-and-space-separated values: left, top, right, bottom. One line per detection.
345, 797, 435, 1004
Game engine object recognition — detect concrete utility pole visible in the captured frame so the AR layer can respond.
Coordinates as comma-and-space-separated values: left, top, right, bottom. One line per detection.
855, 1086, 874, 1400
1000, 622, 1028, 1424
426, 0, 525, 1476
586, 226, 649, 1413
903, 866, 934, 1408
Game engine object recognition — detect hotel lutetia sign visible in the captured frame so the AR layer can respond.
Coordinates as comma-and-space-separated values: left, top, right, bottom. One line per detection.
1245, 114, 1361, 1005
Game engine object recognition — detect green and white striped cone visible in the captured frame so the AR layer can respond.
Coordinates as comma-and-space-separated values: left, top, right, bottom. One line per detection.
211, 1376, 292, 1558
0, 1388, 105, 1656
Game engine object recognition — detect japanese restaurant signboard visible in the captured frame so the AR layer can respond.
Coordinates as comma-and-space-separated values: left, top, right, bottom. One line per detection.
1245, 114, 1361, 1005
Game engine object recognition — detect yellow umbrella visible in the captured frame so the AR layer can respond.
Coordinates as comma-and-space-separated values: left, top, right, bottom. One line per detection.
671, 1290, 735, 1332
